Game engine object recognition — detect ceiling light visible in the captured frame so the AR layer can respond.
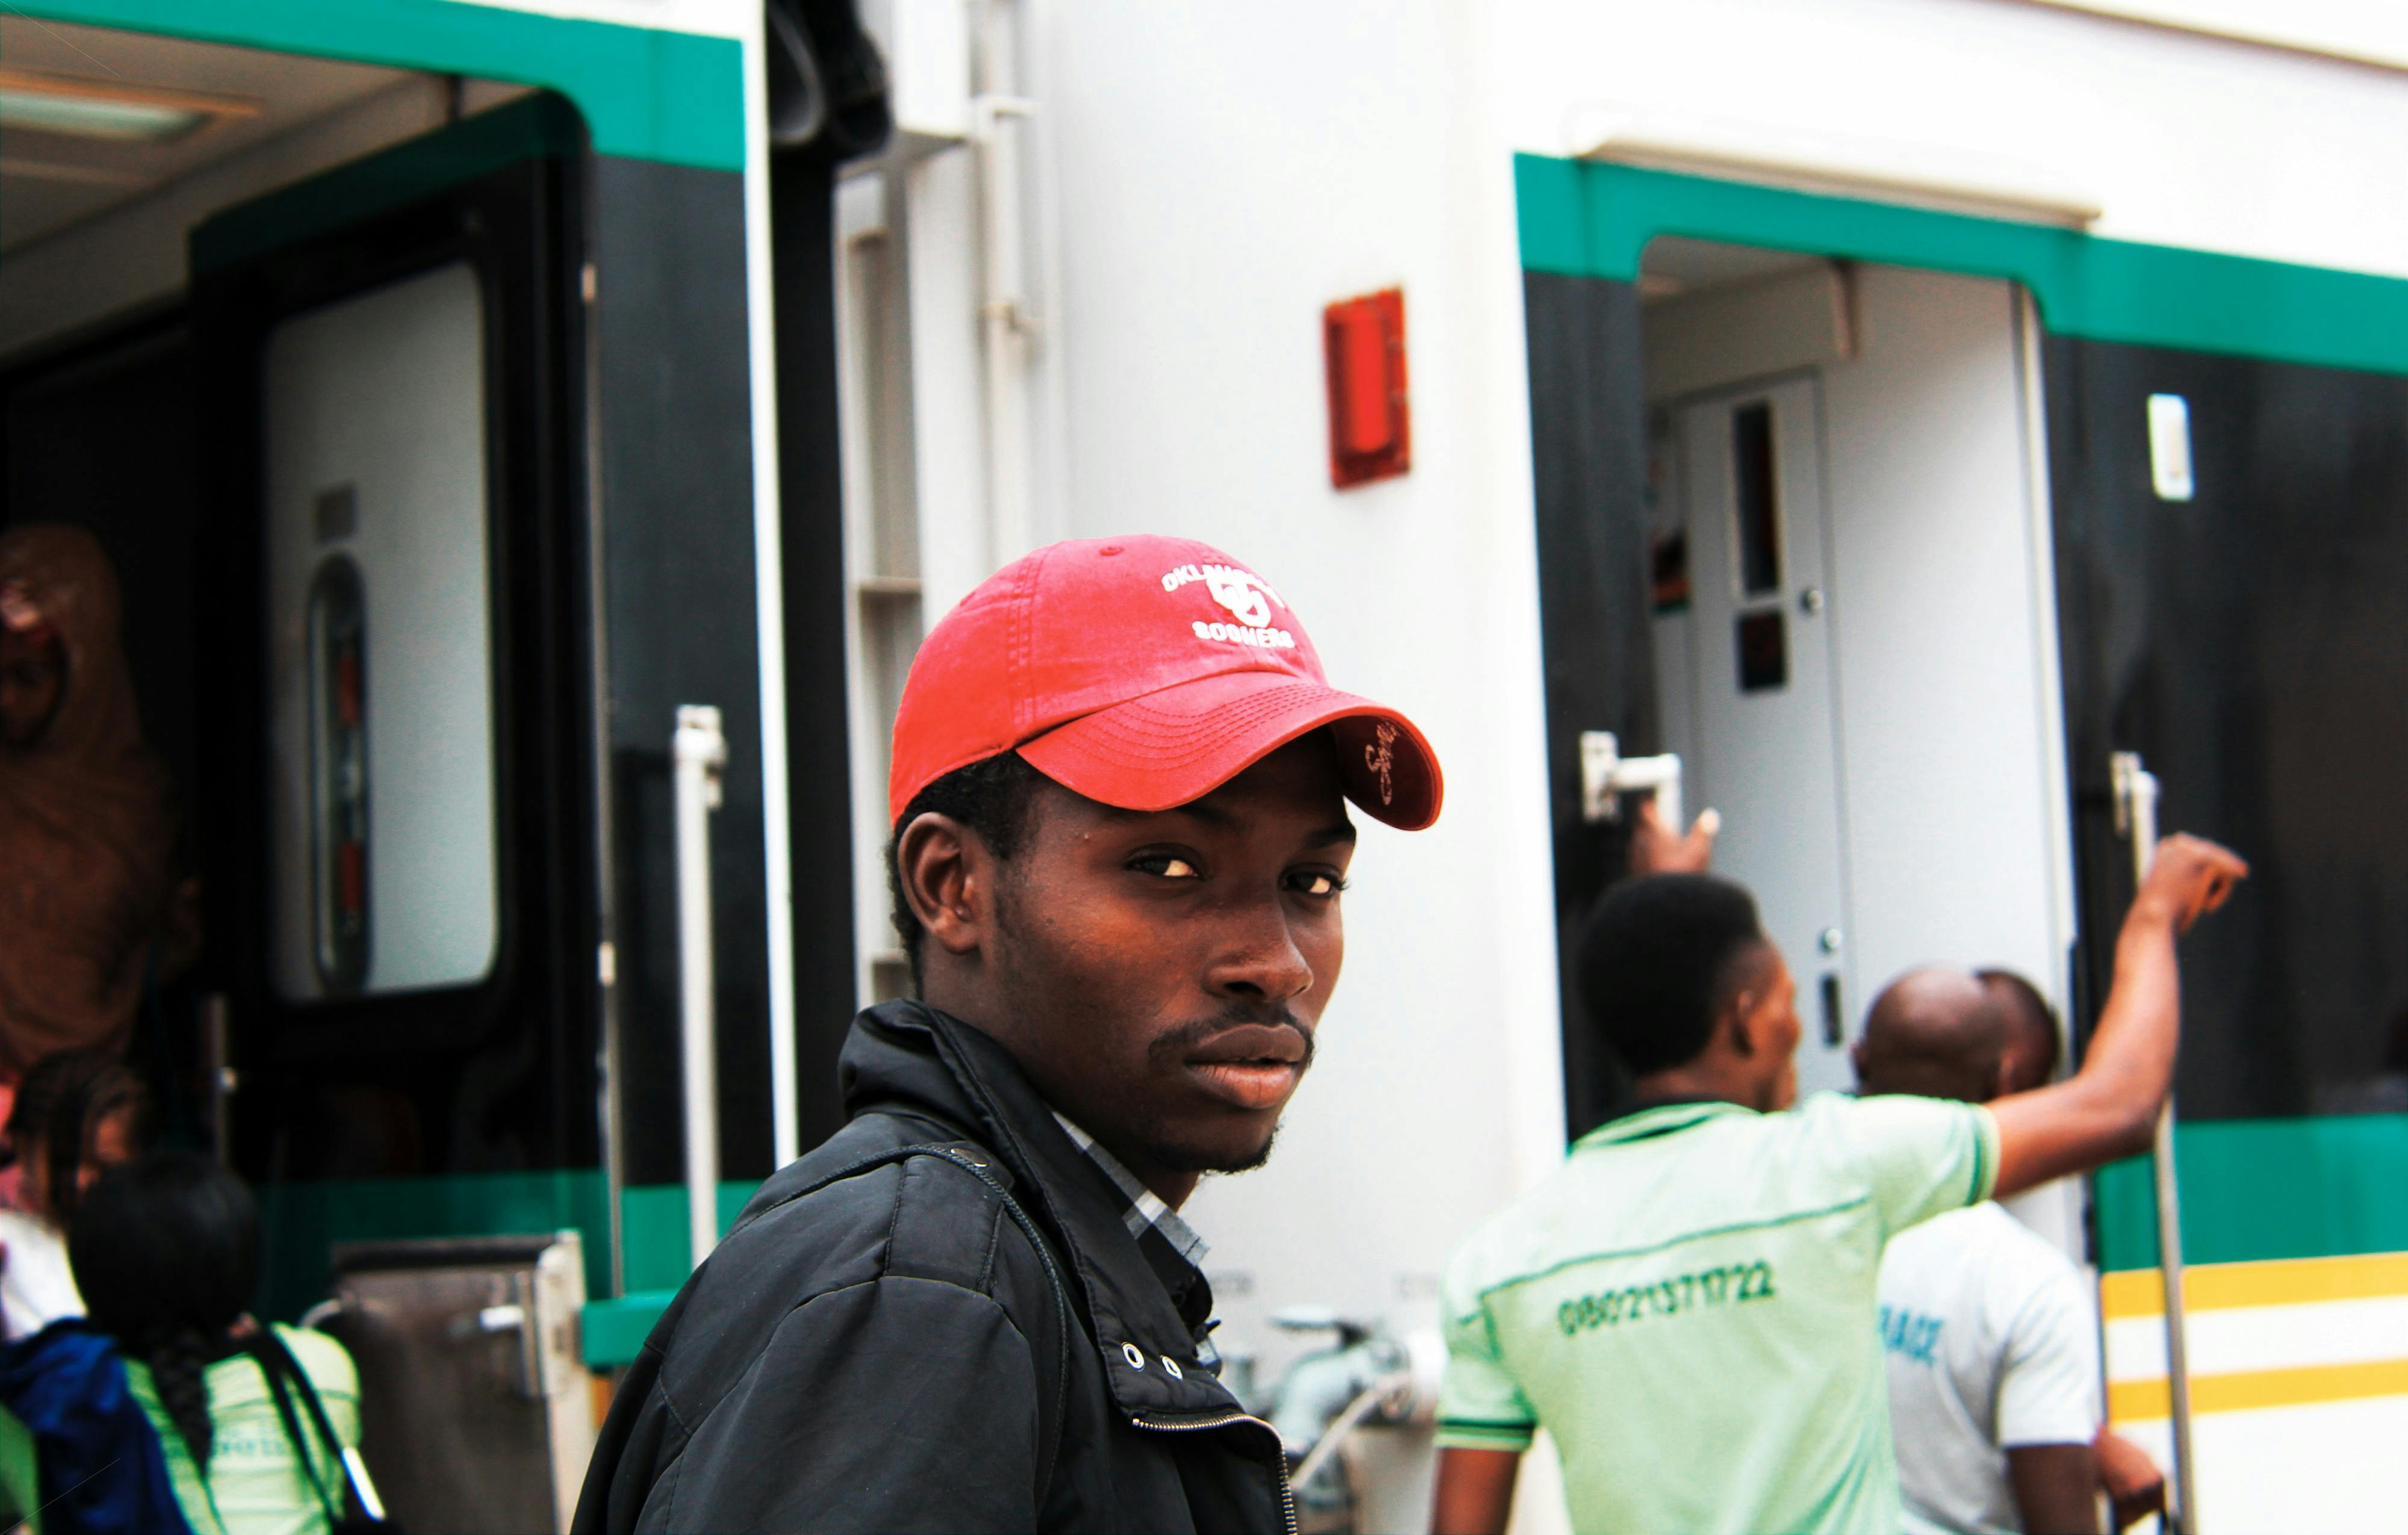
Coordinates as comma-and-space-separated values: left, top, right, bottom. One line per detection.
0, 69, 256, 145
0, 90, 200, 141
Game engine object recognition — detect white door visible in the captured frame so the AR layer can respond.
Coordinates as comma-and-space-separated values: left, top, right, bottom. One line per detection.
1674, 376, 1856, 1095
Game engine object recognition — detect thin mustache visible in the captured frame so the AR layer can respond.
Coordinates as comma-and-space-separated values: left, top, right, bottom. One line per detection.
1148, 1009, 1316, 1070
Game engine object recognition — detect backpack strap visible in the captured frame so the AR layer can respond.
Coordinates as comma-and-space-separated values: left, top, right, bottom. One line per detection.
249, 1332, 348, 1529
724, 1140, 1076, 1503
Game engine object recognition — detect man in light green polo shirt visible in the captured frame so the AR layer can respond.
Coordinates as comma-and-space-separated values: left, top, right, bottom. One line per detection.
1430, 836, 2245, 1535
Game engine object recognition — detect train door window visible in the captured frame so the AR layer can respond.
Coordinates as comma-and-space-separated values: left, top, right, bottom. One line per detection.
1730, 399, 1783, 597
2055, 341, 2408, 1122
262, 262, 498, 1000
1667, 375, 1854, 1094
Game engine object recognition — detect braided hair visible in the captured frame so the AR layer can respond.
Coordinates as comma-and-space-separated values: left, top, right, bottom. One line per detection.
70, 1150, 262, 1468
140, 1323, 222, 1465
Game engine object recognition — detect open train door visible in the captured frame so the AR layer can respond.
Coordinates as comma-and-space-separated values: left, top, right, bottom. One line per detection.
188, 93, 601, 1529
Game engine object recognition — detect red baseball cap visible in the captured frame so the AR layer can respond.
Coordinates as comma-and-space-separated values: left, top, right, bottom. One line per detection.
889, 536, 1441, 831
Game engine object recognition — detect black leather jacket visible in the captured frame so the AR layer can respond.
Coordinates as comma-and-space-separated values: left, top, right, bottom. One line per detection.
574, 1001, 1296, 1534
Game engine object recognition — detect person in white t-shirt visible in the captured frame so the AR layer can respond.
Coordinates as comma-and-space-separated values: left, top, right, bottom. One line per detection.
1859, 970, 2126, 1535
1975, 970, 2168, 1531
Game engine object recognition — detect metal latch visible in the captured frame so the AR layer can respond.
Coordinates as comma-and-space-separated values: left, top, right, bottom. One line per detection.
1578, 731, 1683, 828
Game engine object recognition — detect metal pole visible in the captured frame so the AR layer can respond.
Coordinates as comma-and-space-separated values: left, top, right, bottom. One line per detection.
674, 705, 728, 1272
2112, 751, 2196, 1533
201, 993, 234, 1163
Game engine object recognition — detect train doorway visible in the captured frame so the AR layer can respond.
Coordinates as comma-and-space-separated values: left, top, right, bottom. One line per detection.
1522, 155, 2408, 1524
1528, 237, 2075, 1135
0, 10, 839, 1524
1631, 245, 2073, 1109
0, 27, 622, 1524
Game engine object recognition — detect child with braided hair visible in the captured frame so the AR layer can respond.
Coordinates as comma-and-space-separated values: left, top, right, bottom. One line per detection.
70, 1152, 365, 1535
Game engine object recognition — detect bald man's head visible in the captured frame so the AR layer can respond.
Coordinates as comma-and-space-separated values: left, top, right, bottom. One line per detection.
1979, 969, 2061, 1096
1852, 968, 2009, 1104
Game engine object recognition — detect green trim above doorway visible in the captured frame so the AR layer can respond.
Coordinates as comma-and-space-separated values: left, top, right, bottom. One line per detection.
10, 0, 745, 171
1516, 155, 2408, 379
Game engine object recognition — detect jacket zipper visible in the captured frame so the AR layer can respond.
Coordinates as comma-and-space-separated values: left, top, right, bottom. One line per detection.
1129, 1410, 1300, 1535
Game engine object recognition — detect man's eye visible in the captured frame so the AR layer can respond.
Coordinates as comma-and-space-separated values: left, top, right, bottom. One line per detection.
1134, 854, 1201, 879
1292, 872, 1346, 897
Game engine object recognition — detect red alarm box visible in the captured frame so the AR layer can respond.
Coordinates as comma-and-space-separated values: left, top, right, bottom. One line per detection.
1324, 287, 1409, 488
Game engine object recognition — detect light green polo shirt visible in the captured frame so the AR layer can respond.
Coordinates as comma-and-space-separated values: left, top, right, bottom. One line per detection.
131, 1324, 361, 1535
0, 1326, 358, 1535
1438, 1092, 1998, 1535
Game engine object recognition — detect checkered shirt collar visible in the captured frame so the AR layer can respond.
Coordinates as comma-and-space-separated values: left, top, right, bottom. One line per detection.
1050, 1112, 1212, 1274
1049, 1112, 1225, 1370
1049, 1114, 1221, 1369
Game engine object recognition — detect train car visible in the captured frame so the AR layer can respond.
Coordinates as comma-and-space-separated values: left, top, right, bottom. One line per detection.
4, 1, 2407, 1531
0, 0, 881, 1522
829, 4, 2408, 1530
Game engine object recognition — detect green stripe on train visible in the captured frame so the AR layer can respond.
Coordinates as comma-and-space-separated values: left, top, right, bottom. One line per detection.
1516, 155, 2408, 379
257, 1117, 2408, 1363
2094, 1115, 2408, 1273
8, 0, 744, 171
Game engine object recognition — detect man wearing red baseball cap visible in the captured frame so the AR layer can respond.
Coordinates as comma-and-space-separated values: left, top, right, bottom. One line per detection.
579, 536, 1442, 1533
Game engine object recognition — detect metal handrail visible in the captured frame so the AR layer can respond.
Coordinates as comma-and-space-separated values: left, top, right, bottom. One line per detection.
674, 705, 729, 1273
2112, 750, 2195, 1534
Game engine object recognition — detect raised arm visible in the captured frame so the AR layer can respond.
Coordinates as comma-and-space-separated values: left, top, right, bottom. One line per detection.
1991, 834, 2247, 1197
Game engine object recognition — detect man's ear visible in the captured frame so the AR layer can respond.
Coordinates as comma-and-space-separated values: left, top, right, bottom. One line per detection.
1724, 990, 1762, 1060
896, 813, 996, 963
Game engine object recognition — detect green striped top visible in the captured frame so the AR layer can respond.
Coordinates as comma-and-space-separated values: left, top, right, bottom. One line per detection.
1437, 1093, 1997, 1534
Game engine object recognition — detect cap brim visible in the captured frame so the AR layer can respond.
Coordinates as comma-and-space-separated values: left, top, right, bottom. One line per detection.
1016, 671, 1442, 831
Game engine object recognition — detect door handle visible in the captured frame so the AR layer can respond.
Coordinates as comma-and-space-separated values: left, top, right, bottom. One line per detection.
1577, 731, 1683, 829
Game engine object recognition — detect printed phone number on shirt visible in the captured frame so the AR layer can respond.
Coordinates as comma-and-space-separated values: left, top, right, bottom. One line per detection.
1556, 1261, 1778, 1336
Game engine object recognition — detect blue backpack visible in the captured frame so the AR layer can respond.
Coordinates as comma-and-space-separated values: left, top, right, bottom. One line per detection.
0, 1319, 193, 1535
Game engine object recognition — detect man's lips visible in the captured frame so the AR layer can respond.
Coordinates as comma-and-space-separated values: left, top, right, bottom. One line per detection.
1185, 1024, 1308, 1066
1181, 1024, 1309, 1111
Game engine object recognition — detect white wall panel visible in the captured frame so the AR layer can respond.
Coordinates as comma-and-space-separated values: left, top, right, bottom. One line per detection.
1024, 16, 1561, 1507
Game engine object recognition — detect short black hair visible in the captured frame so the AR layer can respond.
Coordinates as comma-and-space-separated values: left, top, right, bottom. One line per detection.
1576, 874, 1770, 1077
886, 751, 1048, 987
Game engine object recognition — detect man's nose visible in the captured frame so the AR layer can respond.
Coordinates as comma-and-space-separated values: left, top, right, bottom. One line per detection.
1202, 895, 1315, 1005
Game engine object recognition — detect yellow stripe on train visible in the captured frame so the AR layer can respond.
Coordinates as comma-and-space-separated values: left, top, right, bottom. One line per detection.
2100, 1251, 2408, 1320
2109, 1357, 2408, 1422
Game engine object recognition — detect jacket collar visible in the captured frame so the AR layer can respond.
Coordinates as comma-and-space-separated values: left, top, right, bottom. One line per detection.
839, 1000, 1247, 1422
